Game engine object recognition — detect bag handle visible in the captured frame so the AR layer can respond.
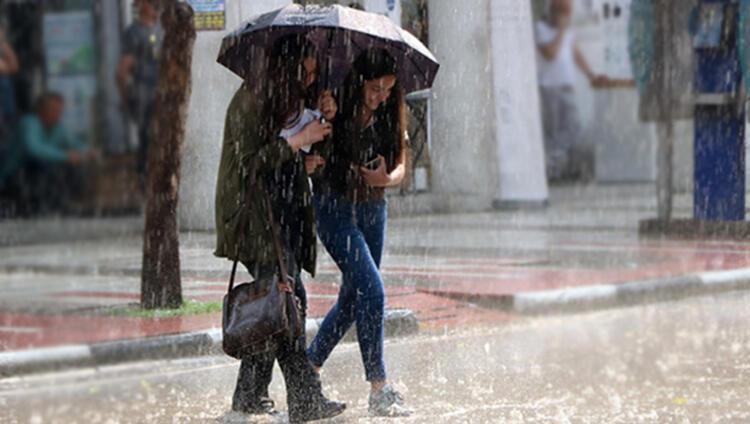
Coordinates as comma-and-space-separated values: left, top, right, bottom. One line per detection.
227, 165, 292, 293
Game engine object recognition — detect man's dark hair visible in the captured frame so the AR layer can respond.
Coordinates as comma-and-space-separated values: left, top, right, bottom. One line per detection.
263, 33, 318, 134
135, 0, 162, 13
34, 92, 64, 113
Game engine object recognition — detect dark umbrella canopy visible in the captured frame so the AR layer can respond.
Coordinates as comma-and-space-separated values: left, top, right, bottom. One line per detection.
217, 4, 439, 93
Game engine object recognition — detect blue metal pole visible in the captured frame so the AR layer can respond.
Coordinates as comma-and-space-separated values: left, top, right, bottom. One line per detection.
694, 0, 746, 220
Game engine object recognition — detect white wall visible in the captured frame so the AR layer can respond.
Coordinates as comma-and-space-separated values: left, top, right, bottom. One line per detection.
428, 0, 499, 207
490, 0, 548, 205
179, 0, 291, 230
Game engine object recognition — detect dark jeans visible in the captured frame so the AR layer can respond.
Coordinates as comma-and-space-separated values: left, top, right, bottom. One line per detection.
135, 101, 154, 189
307, 192, 388, 382
232, 254, 322, 414
18, 161, 87, 215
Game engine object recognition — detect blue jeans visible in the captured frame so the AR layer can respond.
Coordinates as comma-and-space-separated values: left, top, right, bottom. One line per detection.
307, 192, 388, 382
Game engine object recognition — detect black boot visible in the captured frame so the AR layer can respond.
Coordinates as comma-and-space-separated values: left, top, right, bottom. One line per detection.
231, 351, 277, 416
288, 397, 346, 423
278, 343, 346, 422
232, 397, 278, 415
288, 370, 346, 424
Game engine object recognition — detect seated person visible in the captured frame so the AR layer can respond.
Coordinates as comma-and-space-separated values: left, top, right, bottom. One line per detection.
0, 92, 95, 214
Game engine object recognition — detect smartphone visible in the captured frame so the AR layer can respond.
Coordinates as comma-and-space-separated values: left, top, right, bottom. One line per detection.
363, 157, 381, 170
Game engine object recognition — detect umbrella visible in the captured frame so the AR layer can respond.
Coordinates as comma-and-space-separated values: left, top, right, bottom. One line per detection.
217, 4, 439, 94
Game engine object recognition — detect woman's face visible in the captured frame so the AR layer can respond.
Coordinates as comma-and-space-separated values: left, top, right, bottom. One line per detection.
302, 57, 317, 89
361, 74, 397, 112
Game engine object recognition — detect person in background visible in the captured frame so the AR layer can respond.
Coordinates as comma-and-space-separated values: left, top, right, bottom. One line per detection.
0, 93, 95, 214
116, 0, 163, 187
0, 25, 19, 141
536, 0, 607, 182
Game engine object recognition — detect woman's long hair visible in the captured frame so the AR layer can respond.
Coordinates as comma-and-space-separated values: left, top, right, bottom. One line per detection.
337, 49, 406, 166
261, 34, 318, 137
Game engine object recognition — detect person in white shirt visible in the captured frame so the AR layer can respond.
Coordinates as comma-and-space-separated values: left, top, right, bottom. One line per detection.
536, 0, 607, 181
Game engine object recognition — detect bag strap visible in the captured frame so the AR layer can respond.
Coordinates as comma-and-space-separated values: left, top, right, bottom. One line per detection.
265, 190, 291, 279
227, 165, 292, 293
228, 258, 239, 292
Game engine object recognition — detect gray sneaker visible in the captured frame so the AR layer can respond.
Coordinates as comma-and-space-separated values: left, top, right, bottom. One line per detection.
368, 384, 413, 417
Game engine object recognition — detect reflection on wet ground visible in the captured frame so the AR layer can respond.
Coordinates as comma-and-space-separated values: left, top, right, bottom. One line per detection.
2, 290, 748, 422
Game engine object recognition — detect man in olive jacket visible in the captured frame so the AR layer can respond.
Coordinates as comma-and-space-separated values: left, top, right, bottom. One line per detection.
214, 82, 317, 276
214, 72, 338, 419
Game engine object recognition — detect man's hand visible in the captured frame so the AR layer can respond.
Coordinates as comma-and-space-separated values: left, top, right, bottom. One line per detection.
67, 149, 98, 165
287, 120, 332, 152
87, 148, 101, 162
116, 55, 135, 103
318, 90, 337, 121
590, 74, 610, 88
304, 153, 326, 175
67, 151, 83, 165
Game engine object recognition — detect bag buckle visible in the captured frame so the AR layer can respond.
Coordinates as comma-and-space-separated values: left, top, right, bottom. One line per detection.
277, 278, 293, 293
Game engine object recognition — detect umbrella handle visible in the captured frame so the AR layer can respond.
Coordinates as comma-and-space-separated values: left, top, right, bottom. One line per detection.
319, 30, 336, 90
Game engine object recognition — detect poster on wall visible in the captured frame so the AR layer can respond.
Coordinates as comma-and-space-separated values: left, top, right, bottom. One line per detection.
43, 11, 97, 143
601, 0, 634, 79
188, 0, 226, 31
43, 11, 95, 76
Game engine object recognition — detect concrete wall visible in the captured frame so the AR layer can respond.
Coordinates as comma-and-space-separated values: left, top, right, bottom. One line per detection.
427, 0, 499, 211
178, 0, 291, 230
490, 0, 548, 205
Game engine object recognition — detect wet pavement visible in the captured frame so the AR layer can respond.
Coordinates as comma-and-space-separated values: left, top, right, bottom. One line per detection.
3, 185, 750, 353
3, 184, 750, 353
2, 290, 748, 423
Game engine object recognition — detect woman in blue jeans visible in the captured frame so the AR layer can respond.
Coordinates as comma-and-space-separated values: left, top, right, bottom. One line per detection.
305, 49, 411, 417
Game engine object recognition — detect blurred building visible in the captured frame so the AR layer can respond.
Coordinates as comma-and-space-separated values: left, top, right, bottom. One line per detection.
0, 1, 137, 214
0, 1, 126, 153
534, 0, 697, 191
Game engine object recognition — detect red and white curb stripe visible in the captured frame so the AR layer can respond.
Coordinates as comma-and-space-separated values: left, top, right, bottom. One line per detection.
0, 310, 417, 378
511, 268, 750, 314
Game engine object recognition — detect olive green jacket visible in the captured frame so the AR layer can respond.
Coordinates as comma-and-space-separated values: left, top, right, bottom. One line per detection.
214, 83, 317, 276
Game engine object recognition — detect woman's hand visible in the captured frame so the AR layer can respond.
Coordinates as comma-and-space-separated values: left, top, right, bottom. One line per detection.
359, 155, 393, 187
287, 120, 332, 152
305, 153, 326, 175
318, 90, 337, 121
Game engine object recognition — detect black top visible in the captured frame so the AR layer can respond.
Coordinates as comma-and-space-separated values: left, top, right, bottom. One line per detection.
313, 117, 400, 203
264, 154, 308, 265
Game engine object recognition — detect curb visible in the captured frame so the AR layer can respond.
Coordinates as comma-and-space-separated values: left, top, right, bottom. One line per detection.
512, 268, 750, 314
419, 268, 750, 315
0, 309, 418, 378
